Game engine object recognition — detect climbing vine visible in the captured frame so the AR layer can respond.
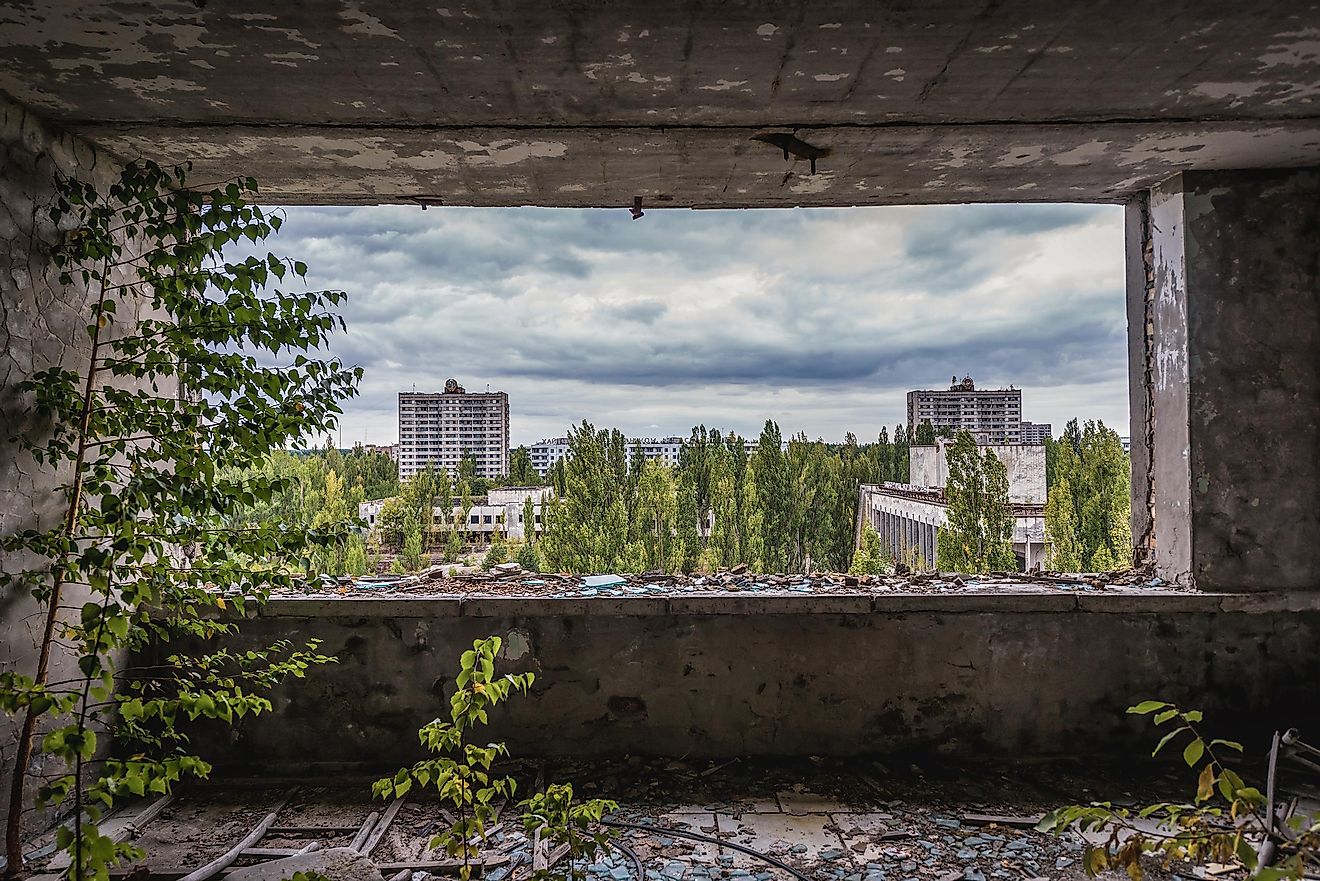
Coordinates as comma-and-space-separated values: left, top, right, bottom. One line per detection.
0, 161, 358, 878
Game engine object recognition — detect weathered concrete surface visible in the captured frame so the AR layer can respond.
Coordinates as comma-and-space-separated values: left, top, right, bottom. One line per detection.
1, 2, 1319, 205
0, 92, 128, 830
150, 594, 1320, 767
1142, 169, 1320, 591
910, 442, 1045, 504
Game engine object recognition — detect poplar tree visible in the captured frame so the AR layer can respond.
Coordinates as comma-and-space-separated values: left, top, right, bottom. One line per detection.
892, 424, 910, 482
1044, 419, 1132, 572
634, 459, 677, 571
936, 432, 1016, 573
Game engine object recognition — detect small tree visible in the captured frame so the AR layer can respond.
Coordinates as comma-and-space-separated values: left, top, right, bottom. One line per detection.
482, 530, 509, 570
1, 162, 352, 877
849, 523, 890, 575
375, 637, 617, 881
397, 510, 426, 572
446, 516, 465, 563
515, 540, 542, 572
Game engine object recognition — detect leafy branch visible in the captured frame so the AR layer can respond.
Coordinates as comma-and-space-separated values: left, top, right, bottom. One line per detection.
1040, 701, 1319, 881
2, 160, 357, 879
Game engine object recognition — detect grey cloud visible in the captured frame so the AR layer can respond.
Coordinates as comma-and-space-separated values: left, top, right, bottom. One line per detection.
235, 202, 1129, 445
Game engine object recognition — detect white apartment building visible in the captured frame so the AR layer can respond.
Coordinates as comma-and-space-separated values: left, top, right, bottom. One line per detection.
398, 379, 510, 480
527, 435, 758, 477
360, 486, 551, 541
907, 376, 1023, 444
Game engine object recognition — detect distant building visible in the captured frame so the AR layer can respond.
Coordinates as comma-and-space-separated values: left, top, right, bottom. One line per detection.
397, 379, 510, 481
857, 435, 1049, 571
1120, 436, 1132, 454
358, 442, 398, 461
907, 376, 1023, 444
528, 437, 571, 476
360, 486, 551, 542
528, 434, 757, 477
1019, 421, 1053, 445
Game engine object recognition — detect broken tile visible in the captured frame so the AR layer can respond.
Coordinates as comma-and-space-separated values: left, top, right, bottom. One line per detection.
776, 790, 844, 815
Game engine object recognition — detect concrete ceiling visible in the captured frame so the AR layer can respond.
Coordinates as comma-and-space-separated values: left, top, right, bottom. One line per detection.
2, 0, 1319, 206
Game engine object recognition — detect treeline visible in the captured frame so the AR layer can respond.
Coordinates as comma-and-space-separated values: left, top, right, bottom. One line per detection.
1044, 419, 1132, 571
226, 445, 399, 575
535, 420, 921, 574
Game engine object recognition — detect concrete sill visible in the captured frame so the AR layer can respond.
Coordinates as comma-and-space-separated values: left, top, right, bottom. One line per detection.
246, 589, 1320, 619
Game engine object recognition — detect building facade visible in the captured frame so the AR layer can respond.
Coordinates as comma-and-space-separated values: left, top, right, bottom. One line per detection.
528, 434, 757, 477
909, 439, 1046, 504
907, 376, 1023, 444
858, 432, 1050, 571
856, 483, 1048, 571
397, 379, 510, 480
360, 486, 551, 542
1019, 421, 1052, 445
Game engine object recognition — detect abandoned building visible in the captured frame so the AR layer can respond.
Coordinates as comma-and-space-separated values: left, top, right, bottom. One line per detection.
857, 440, 1049, 569
2, 1, 1320, 878
906, 378, 1025, 444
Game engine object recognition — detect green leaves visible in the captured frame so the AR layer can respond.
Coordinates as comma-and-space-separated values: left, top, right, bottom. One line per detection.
1042, 700, 1318, 881
3, 160, 352, 880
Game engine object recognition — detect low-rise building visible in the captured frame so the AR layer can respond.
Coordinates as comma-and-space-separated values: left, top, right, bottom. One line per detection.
359, 486, 550, 542
858, 435, 1049, 570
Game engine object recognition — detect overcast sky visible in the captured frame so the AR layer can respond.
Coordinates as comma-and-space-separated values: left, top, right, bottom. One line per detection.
261, 203, 1129, 448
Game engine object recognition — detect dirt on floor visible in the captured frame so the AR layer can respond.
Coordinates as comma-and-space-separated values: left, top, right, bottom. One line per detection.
31, 755, 1270, 881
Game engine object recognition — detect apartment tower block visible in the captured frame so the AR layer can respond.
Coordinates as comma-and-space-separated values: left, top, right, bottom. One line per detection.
906, 376, 1023, 444
398, 379, 510, 480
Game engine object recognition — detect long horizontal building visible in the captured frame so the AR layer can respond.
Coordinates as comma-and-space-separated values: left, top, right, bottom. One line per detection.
856, 437, 1049, 571
528, 435, 757, 477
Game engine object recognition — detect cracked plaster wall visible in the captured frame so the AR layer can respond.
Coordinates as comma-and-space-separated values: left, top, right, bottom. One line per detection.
1146, 169, 1320, 591
0, 94, 129, 830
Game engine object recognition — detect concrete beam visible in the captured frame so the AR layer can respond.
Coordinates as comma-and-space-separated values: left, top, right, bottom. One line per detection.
1140, 169, 1320, 590
3, 2, 1320, 205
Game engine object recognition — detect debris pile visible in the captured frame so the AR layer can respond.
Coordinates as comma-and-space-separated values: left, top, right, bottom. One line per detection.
283, 562, 1177, 600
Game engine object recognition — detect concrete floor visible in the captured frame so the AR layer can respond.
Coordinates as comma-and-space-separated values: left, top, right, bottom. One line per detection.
27, 757, 1253, 881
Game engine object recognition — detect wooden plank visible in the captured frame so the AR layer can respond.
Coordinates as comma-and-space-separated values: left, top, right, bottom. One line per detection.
178, 801, 286, 881
359, 798, 406, 856
348, 811, 381, 852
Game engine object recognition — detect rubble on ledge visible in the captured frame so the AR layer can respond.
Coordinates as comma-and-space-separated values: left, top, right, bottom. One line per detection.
277, 563, 1180, 600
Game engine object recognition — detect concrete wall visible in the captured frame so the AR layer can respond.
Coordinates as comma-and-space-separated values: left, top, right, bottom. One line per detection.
154, 593, 1320, 770
0, 94, 126, 828
910, 441, 1046, 504
1143, 170, 1320, 590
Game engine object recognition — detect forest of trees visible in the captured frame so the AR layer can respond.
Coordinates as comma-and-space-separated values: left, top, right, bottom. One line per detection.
227, 445, 399, 575
233, 416, 1133, 579
533, 420, 921, 574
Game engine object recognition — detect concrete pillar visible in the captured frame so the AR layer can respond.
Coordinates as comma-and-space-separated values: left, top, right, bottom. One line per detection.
1131, 169, 1320, 591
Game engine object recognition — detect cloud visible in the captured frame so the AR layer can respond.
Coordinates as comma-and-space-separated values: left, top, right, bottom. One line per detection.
236, 203, 1129, 446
